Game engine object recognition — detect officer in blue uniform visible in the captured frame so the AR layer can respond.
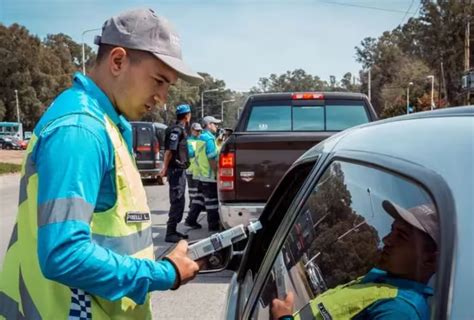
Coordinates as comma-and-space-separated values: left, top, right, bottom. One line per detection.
162, 104, 192, 242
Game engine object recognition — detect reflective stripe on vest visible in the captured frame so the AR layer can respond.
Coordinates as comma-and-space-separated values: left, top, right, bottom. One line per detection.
0, 114, 154, 319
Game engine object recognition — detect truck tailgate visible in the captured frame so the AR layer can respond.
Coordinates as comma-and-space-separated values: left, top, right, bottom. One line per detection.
233, 132, 332, 202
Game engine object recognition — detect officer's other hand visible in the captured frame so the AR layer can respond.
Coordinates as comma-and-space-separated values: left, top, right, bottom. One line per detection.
166, 240, 200, 287
271, 292, 294, 320
159, 167, 168, 177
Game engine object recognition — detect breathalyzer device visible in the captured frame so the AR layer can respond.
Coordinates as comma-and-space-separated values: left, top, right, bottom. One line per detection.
187, 220, 262, 260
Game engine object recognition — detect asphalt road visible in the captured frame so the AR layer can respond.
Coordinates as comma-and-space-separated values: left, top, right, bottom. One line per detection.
0, 173, 232, 319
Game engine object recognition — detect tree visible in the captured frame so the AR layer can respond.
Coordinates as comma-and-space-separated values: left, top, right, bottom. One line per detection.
0, 100, 6, 121
356, 0, 472, 115
250, 69, 328, 93
0, 23, 95, 130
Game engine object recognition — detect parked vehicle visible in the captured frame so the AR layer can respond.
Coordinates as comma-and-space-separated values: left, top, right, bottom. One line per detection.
131, 121, 167, 184
218, 92, 377, 228
0, 122, 23, 139
200, 106, 473, 320
0, 136, 23, 150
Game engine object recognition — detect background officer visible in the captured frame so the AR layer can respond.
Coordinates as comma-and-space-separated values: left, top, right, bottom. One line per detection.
187, 115, 222, 232
162, 104, 192, 242
185, 122, 206, 229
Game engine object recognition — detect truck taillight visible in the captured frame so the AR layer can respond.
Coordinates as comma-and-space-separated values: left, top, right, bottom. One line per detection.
292, 92, 324, 100
219, 152, 235, 191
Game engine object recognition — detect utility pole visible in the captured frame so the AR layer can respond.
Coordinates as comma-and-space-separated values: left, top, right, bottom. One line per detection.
441, 61, 447, 105
427, 75, 435, 110
81, 28, 102, 75
368, 68, 372, 103
465, 8, 471, 104
14, 89, 20, 123
406, 82, 413, 115
221, 99, 235, 125
201, 88, 221, 119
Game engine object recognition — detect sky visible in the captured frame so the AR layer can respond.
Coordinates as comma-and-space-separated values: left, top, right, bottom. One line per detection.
0, 0, 421, 91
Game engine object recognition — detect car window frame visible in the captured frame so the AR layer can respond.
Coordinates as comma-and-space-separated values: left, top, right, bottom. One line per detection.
242, 149, 456, 320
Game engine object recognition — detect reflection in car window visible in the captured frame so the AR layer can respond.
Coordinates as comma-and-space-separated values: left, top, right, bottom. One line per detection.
253, 161, 439, 320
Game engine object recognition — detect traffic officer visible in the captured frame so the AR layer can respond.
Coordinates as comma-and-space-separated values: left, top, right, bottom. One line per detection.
187, 115, 222, 232
0, 8, 202, 319
162, 104, 192, 242
184, 122, 206, 229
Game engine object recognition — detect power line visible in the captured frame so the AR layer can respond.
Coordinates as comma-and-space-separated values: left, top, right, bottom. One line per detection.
318, 1, 419, 14
399, 0, 415, 26
410, 1, 423, 21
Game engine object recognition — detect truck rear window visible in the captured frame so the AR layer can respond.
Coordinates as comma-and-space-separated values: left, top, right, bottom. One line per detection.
245, 104, 369, 132
137, 126, 153, 146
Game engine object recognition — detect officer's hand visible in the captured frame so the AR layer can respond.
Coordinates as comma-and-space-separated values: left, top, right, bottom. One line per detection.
271, 292, 294, 320
166, 241, 199, 288
159, 167, 168, 177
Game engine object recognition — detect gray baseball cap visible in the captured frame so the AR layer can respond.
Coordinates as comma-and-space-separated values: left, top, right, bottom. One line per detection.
202, 116, 222, 126
94, 8, 203, 84
382, 200, 439, 246
191, 122, 203, 131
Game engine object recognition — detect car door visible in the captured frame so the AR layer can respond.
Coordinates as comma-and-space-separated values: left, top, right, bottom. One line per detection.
243, 151, 455, 320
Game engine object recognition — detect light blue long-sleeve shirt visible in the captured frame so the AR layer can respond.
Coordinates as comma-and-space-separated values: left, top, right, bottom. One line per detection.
32, 72, 176, 305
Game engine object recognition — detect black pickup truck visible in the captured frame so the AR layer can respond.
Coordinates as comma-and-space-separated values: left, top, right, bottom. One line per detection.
217, 92, 377, 228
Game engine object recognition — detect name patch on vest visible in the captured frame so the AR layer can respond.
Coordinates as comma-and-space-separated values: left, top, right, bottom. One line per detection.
125, 211, 151, 223
318, 302, 333, 320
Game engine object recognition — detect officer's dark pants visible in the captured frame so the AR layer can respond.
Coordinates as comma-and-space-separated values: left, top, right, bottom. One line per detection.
166, 167, 186, 234
188, 180, 220, 229
185, 174, 205, 223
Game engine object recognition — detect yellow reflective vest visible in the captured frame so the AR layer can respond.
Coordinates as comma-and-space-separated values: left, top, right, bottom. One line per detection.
0, 115, 154, 319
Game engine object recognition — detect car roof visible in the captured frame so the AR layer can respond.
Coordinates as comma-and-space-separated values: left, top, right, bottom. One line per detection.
297, 106, 474, 312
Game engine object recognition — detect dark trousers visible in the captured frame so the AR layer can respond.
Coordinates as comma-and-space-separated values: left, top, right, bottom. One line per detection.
185, 174, 205, 223
166, 167, 186, 234
187, 180, 220, 229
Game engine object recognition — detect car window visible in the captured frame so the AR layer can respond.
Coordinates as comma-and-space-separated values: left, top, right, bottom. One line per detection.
293, 106, 324, 131
252, 161, 439, 320
326, 105, 369, 130
245, 103, 369, 132
246, 106, 292, 131
136, 126, 153, 147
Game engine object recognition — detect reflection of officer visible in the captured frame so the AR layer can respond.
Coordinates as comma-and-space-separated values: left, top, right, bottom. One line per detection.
271, 201, 439, 320
161, 104, 192, 243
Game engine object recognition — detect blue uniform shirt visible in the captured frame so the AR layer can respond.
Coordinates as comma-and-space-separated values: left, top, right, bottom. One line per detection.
187, 135, 200, 158
354, 268, 433, 320
33, 72, 176, 304
200, 129, 218, 160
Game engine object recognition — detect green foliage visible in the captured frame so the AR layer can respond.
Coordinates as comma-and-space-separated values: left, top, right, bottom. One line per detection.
250, 69, 361, 94
0, 23, 95, 130
0, 162, 22, 174
356, 1, 471, 116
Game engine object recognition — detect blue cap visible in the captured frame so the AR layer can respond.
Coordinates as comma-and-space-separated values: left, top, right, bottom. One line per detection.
176, 104, 191, 115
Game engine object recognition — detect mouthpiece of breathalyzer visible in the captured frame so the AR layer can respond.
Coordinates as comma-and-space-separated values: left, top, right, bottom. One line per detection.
187, 220, 263, 261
